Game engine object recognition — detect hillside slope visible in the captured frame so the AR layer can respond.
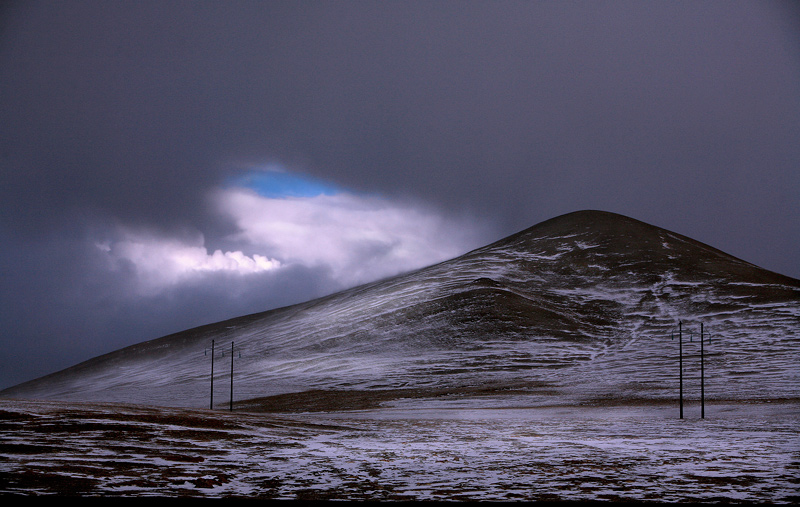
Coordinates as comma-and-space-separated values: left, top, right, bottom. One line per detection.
3, 210, 798, 410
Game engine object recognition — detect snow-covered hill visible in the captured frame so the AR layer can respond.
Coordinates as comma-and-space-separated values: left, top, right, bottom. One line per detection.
3, 210, 798, 410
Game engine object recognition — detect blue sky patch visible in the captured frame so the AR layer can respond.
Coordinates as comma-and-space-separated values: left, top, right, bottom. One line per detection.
229, 169, 341, 198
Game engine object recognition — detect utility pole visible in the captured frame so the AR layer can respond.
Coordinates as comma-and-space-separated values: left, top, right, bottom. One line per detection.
670, 321, 684, 419
670, 321, 710, 419
206, 340, 215, 410
230, 341, 235, 412
212, 340, 241, 412
679, 320, 683, 419
701, 323, 707, 419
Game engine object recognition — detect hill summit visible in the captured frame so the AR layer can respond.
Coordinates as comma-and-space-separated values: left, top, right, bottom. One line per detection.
3, 210, 798, 410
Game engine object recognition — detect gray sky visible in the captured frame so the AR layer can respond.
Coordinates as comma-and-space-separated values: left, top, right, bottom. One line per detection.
1, 0, 798, 389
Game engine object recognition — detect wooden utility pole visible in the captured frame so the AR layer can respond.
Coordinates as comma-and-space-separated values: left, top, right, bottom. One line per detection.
209, 339, 215, 410
700, 323, 705, 419
679, 320, 683, 419
670, 321, 684, 419
210, 340, 241, 412
670, 321, 710, 419
230, 341, 235, 412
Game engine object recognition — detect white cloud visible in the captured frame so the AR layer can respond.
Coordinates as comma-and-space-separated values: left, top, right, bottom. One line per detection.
216, 188, 484, 285
99, 229, 281, 295
214, 188, 484, 286
95, 172, 487, 297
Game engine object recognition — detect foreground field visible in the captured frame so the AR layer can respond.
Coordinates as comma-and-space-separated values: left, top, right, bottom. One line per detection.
1, 398, 797, 502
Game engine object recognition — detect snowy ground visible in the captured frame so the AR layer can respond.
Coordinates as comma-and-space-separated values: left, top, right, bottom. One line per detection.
1, 398, 797, 502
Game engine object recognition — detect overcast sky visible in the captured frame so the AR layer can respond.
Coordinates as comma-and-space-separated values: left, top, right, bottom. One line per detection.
1, 0, 798, 389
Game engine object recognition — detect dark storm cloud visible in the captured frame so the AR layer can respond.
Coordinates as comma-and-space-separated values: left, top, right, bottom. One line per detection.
1, 1, 798, 388
0, 221, 340, 386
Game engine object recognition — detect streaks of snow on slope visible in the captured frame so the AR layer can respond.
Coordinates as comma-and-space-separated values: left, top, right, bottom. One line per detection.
14, 251, 797, 409
553, 283, 800, 402
3, 210, 797, 411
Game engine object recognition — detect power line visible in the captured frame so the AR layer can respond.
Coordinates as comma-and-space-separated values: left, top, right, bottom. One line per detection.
205, 339, 243, 411
670, 321, 710, 419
